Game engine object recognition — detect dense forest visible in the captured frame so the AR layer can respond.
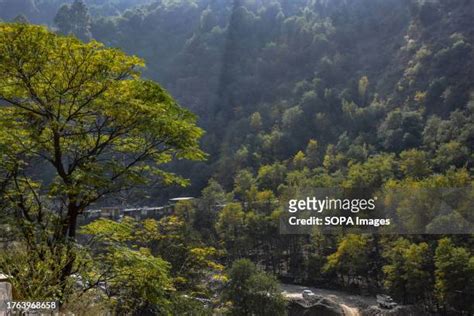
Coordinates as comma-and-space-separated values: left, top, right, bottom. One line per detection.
0, 0, 474, 315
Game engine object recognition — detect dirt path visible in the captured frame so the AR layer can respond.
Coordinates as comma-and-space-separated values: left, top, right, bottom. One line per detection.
281, 283, 378, 316
340, 304, 360, 316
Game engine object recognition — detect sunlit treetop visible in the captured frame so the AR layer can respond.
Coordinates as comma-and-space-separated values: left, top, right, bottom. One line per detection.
0, 23, 205, 238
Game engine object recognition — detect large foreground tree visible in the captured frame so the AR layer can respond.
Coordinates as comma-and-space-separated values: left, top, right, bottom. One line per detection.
0, 23, 204, 302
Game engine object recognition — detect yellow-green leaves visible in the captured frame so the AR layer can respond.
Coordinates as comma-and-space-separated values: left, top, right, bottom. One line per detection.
0, 23, 206, 308
0, 23, 205, 235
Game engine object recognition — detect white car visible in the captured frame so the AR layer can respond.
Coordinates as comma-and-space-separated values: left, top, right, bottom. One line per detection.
377, 294, 397, 309
302, 289, 316, 300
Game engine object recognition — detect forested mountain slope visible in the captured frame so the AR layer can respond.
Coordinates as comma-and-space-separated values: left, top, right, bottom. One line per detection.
1, 1, 474, 314
0, 0, 150, 23
89, 0, 474, 193
2, 0, 473, 194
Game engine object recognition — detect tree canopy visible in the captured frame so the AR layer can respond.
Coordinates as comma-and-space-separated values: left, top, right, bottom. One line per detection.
0, 23, 204, 307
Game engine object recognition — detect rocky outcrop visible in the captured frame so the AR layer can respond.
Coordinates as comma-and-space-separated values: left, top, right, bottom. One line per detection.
362, 305, 427, 316
288, 295, 345, 316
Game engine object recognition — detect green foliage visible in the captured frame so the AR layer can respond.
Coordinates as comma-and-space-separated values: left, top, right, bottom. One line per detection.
233, 169, 256, 202
382, 238, 432, 303
249, 112, 263, 131
0, 23, 204, 238
306, 253, 328, 284
399, 149, 431, 178
0, 241, 81, 301
292, 150, 306, 170
2, 0, 474, 312
195, 179, 227, 238
171, 294, 213, 315
434, 238, 474, 313
257, 162, 287, 192
282, 105, 303, 129
0, 22, 204, 307
358, 76, 369, 104
54, 0, 92, 41
105, 246, 174, 314
305, 139, 321, 168
434, 141, 469, 169
224, 259, 286, 316
343, 154, 396, 188
324, 234, 369, 285
215, 203, 247, 258
81, 215, 223, 313
378, 110, 424, 152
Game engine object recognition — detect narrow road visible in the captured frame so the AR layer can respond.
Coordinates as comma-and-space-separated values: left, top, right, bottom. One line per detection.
281, 283, 378, 316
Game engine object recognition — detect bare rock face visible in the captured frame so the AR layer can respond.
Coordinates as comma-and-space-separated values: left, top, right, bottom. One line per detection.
0, 282, 12, 316
288, 295, 345, 316
362, 305, 426, 316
